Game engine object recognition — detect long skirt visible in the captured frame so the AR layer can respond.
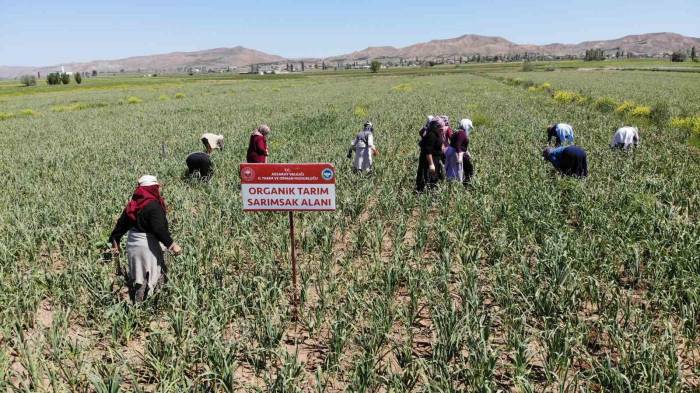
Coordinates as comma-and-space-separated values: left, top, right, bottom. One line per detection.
353, 147, 373, 172
445, 147, 463, 182
126, 231, 166, 301
445, 147, 474, 185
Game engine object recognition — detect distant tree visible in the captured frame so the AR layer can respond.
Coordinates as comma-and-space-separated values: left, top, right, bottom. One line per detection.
20, 75, 37, 86
47, 72, 61, 85
671, 51, 687, 62
370, 60, 381, 73
92, 69, 98, 77
691, 47, 697, 61
60, 73, 70, 84
301, 61, 305, 71
585, 48, 605, 61
74, 72, 82, 84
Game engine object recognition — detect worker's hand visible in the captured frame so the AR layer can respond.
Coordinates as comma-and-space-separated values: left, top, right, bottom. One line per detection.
429, 164, 436, 174
111, 241, 121, 256
169, 243, 183, 256
373, 148, 379, 157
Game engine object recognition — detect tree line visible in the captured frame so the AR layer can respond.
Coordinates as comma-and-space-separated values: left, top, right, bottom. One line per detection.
20, 70, 99, 87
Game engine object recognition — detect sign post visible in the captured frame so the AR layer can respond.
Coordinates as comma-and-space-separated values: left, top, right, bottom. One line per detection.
240, 163, 336, 320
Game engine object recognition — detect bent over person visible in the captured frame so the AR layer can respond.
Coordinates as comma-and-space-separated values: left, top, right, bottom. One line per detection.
246, 124, 271, 163
542, 146, 589, 177
547, 123, 575, 146
109, 175, 182, 302
610, 126, 640, 149
201, 133, 224, 154
186, 151, 213, 181
348, 121, 378, 173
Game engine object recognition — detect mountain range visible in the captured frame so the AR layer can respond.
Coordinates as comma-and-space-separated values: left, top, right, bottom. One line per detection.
2, 32, 698, 79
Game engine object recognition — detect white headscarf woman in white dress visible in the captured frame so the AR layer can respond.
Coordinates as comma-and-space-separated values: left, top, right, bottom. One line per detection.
348, 122, 378, 173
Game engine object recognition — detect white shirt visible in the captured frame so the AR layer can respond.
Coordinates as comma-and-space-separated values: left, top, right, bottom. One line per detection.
201, 133, 224, 150
611, 127, 639, 149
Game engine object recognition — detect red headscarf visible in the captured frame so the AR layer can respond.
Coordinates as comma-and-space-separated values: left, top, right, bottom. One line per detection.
125, 185, 166, 221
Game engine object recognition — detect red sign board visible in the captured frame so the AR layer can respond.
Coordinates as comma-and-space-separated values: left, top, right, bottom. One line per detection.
240, 163, 336, 211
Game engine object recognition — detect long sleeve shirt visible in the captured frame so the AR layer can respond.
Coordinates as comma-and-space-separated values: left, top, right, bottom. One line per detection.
351, 130, 375, 149
108, 201, 173, 247
610, 127, 639, 149
546, 146, 588, 177
246, 134, 268, 163
548, 124, 575, 146
420, 130, 444, 160
449, 130, 469, 153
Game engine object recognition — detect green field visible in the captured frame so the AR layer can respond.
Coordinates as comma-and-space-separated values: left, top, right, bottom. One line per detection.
497, 69, 700, 116
1, 65, 699, 391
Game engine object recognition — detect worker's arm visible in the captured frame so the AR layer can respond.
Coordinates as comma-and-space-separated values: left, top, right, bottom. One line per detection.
108, 210, 130, 254
426, 154, 436, 173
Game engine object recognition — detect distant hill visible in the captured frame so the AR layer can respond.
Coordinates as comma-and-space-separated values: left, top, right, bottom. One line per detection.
2, 33, 699, 79
0, 46, 285, 79
329, 32, 700, 61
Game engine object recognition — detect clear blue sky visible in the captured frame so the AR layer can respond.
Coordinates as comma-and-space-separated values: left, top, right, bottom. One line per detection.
1, 0, 698, 66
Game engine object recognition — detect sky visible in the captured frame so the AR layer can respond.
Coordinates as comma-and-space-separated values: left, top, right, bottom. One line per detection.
1, 0, 699, 66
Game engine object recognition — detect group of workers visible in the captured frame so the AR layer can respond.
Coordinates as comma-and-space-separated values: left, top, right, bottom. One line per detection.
416, 115, 475, 192
108, 118, 640, 302
109, 125, 271, 302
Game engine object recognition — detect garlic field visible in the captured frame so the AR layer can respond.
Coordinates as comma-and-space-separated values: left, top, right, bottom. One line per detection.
0, 68, 699, 391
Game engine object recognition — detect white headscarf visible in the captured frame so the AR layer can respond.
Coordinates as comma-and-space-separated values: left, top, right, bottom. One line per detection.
459, 119, 473, 136
138, 175, 159, 186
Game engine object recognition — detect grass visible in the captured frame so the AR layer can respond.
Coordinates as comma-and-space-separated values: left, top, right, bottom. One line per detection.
0, 65, 699, 391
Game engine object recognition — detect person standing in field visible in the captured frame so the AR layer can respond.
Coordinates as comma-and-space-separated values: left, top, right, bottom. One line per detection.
610, 126, 640, 150
201, 133, 225, 154
542, 146, 589, 177
347, 121, 378, 174
445, 119, 474, 185
246, 124, 271, 163
109, 175, 182, 303
547, 123, 575, 146
416, 118, 445, 192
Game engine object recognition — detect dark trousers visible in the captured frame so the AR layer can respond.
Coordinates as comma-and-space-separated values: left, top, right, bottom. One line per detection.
463, 158, 474, 185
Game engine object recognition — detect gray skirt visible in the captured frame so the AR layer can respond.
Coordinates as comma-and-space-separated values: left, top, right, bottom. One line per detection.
126, 230, 166, 291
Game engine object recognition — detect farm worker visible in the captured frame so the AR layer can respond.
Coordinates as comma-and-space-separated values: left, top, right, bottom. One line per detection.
542, 146, 589, 177
445, 119, 474, 185
108, 175, 182, 302
610, 126, 640, 149
347, 121, 378, 173
246, 124, 271, 163
416, 117, 446, 192
547, 123, 575, 146
201, 133, 224, 154
419, 115, 434, 138
186, 151, 214, 181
